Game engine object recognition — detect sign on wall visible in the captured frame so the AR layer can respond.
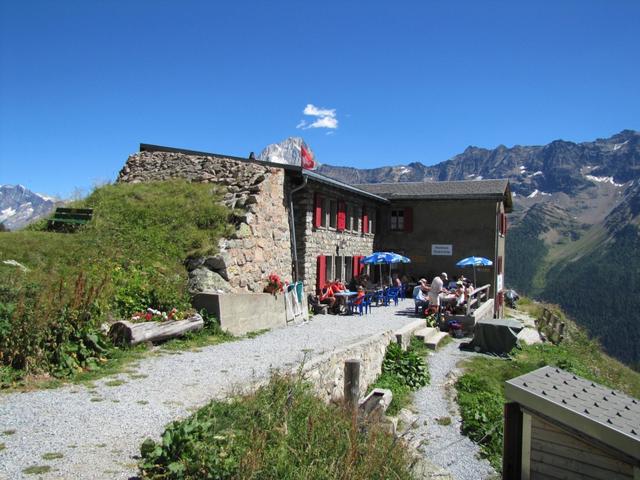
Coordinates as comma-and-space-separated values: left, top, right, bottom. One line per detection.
431, 244, 453, 256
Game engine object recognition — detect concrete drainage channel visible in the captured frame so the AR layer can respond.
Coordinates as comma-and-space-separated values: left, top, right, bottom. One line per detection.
304, 318, 474, 480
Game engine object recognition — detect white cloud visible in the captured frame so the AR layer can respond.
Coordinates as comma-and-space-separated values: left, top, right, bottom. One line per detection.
296, 103, 338, 130
303, 104, 336, 118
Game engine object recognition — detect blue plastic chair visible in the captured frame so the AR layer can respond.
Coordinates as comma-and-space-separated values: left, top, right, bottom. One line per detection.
383, 287, 399, 306
361, 293, 373, 314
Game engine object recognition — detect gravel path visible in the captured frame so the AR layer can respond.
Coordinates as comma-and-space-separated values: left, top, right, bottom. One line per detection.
0, 305, 416, 480
410, 339, 498, 480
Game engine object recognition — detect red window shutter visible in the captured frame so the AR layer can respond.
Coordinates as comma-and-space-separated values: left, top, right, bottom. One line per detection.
352, 256, 360, 277
404, 207, 413, 233
362, 207, 369, 234
314, 194, 322, 228
337, 201, 346, 231
317, 255, 326, 293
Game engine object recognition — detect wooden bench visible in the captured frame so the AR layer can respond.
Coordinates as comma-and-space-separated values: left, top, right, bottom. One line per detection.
535, 308, 565, 344
47, 207, 93, 232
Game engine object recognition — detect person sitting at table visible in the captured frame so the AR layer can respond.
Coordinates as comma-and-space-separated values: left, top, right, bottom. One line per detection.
465, 283, 475, 303
354, 285, 365, 305
347, 276, 358, 292
319, 282, 337, 311
413, 281, 428, 314
332, 279, 345, 292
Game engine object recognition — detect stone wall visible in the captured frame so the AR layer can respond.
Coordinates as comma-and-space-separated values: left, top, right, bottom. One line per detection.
118, 151, 292, 293
301, 329, 395, 403
293, 182, 381, 293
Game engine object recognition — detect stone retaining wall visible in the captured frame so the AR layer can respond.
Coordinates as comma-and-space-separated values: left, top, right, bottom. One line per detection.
301, 330, 395, 403
117, 151, 292, 293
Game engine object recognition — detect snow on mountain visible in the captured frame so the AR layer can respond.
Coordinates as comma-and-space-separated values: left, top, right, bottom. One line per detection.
585, 175, 625, 187
257, 137, 316, 167
0, 184, 58, 230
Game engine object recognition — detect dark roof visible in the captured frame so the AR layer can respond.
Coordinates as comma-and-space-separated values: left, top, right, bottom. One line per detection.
139, 143, 388, 203
505, 366, 640, 460
302, 170, 389, 203
354, 179, 512, 210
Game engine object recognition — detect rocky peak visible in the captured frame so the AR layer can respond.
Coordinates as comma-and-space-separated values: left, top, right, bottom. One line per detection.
0, 184, 58, 230
257, 137, 316, 167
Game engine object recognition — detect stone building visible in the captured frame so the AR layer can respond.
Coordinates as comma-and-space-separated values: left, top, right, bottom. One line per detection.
118, 143, 512, 316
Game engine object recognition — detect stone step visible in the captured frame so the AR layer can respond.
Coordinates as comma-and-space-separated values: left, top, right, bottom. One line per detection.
414, 327, 439, 342
394, 319, 429, 350
425, 331, 449, 350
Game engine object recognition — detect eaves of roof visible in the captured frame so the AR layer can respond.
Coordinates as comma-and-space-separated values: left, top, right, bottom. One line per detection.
505, 366, 640, 461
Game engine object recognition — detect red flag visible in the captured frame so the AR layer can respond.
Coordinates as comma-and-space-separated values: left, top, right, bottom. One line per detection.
301, 143, 316, 170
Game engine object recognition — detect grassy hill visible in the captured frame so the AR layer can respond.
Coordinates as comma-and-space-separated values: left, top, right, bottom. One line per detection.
506, 191, 640, 370
0, 180, 231, 380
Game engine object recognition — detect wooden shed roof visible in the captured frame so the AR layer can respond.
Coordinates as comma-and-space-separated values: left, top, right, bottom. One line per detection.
505, 366, 640, 460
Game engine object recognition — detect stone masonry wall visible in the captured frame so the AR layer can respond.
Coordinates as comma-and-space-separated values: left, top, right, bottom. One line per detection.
117, 151, 292, 293
293, 182, 379, 294
301, 329, 393, 402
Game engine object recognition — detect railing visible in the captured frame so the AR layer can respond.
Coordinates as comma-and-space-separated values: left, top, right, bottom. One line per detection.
466, 284, 492, 316
536, 308, 565, 344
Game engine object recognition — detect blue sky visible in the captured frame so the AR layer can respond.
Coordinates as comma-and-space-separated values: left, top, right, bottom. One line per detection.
1, 0, 639, 198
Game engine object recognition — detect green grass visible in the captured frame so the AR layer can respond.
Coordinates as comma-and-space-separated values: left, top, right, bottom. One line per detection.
0, 180, 233, 384
104, 379, 126, 387
456, 313, 640, 471
22, 465, 51, 475
0, 442, 5, 451
139, 374, 413, 480
41, 452, 64, 460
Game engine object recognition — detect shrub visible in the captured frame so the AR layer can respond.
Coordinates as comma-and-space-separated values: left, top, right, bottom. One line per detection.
139, 374, 413, 480
0, 271, 108, 376
370, 339, 430, 414
381, 342, 430, 390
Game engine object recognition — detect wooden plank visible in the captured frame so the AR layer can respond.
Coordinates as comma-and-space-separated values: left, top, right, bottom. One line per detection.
531, 460, 603, 480
531, 439, 633, 476
56, 207, 93, 214
532, 417, 631, 462
530, 450, 632, 480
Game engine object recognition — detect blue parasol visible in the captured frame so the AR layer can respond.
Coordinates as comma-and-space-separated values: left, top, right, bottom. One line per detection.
455, 256, 493, 286
361, 252, 411, 286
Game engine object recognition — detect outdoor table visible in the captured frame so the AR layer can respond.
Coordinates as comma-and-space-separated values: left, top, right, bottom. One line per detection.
334, 291, 358, 314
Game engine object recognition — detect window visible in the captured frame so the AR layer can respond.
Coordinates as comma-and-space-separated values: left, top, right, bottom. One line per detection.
370, 209, 376, 234
390, 207, 412, 232
320, 197, 327, 228
328, 200, 337, 229
390, 210, 404, 230
345, 256, 353, 281
326, 256, 334, 282
335, 256, 343, 282
346, 204, 354, 231
499, 212, 508, 236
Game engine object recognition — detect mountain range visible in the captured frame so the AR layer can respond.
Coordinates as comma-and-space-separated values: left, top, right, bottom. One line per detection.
0, 184, 58, 231
310, 130, 639, 369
